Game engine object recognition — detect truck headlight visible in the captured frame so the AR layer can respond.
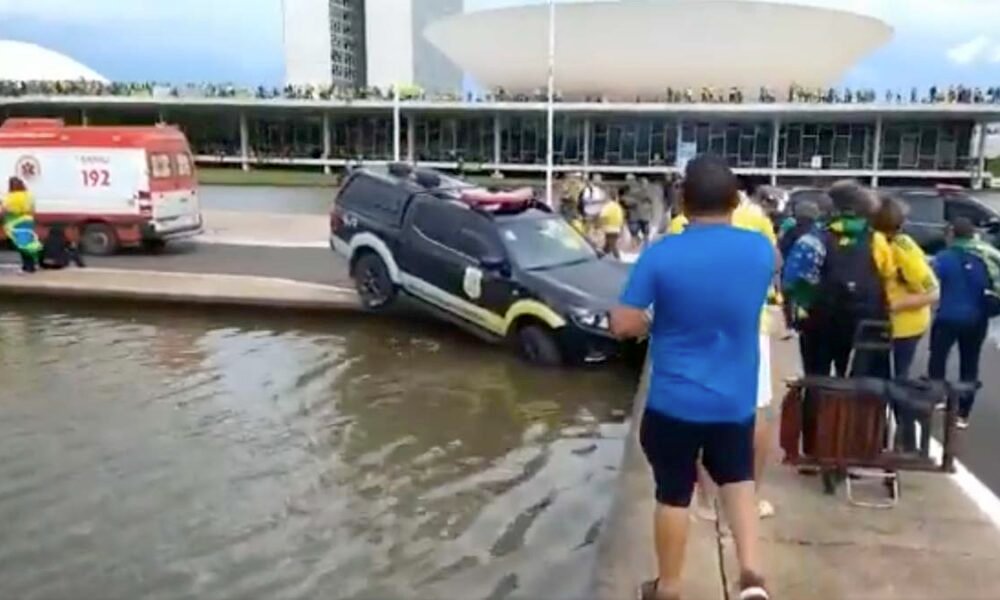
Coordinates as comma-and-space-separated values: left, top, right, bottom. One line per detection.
570, 308, 610, 330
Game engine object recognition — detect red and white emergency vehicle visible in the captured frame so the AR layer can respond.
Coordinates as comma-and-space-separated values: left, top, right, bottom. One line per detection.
0, 118, 203, 254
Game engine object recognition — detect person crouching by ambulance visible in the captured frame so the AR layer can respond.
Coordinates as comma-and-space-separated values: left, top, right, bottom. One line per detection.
2, 176, 41, 273
600, 188, 626, 259
40, 224, 86, 270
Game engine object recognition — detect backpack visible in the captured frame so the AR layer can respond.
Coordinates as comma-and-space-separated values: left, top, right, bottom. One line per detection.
815, 229, 888, 322
956, 249, 1000, 319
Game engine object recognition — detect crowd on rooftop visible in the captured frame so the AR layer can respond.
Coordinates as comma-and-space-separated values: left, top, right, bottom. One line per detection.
1, 79, 1000, 106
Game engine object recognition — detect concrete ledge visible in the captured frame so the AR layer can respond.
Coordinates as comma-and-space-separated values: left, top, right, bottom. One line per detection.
594, 336, 1000, 600
0, 267, 361, 312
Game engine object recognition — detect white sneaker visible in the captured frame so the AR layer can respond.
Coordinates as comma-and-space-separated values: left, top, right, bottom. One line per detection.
758, 499, 776, 519
957, 418, 970, 430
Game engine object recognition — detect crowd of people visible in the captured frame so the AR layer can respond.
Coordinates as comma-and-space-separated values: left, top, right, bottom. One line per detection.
602, 155, 998, 600
3, 79, 1000, 106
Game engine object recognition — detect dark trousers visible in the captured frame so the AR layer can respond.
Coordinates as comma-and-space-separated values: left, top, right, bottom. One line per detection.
892, 335, 923, 451
928, 319, 988, 419
18, 249, 35, 273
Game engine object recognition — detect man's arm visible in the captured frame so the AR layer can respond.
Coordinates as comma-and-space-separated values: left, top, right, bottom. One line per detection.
610, 306, 650, 339
612, 249, 658, 339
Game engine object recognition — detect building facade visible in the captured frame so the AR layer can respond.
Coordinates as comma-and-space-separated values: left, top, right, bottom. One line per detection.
4, 97, 994, 188
284, 0, 461, 92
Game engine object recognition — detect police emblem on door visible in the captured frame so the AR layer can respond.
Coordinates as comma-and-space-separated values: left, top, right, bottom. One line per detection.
463, 267, 483, 300
14, 156, 41, 181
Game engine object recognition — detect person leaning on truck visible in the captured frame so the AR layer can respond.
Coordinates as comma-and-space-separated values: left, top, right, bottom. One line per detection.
2, 176, 41, 273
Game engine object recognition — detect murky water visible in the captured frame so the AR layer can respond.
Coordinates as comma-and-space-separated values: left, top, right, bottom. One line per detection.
0, 304, 633, 600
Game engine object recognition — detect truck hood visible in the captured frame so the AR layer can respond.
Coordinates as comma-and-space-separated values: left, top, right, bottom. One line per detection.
520, 257, 630, 312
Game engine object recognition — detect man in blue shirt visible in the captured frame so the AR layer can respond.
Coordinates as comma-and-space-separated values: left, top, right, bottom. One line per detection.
611, 155, 774, 600
929, 217, 993, 429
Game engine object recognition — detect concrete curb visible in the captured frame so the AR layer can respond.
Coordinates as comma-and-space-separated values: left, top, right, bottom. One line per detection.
0, 267, 362, 312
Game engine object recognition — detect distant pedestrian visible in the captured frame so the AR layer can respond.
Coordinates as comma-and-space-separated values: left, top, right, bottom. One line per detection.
872, 196, 939, 449
600, 188, 625, 259
2, 176, 41, 273
39, 224, 86, 270
612, 155, 774, 600
928, 218, 999, 429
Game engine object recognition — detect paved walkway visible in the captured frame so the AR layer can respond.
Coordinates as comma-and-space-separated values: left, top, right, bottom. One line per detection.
0, 266, 359, 312
198, 210, 329, 248
594, 333, 1000, 600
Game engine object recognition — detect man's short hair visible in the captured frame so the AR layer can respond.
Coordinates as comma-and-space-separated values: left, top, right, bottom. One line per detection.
828, 180, 877, 217
872, 195, 908, 234
950, 216, 977, 239
681, 154, 739, 217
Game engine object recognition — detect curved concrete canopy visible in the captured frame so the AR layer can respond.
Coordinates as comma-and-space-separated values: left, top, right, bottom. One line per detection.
0, 40, 108, 82
425, 0, 893, 99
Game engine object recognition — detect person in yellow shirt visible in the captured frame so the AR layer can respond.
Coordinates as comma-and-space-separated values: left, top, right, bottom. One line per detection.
873, 195, 939, 451
600, 188, 625, 259
2, 176, 41, 273
669, 191, 780, 519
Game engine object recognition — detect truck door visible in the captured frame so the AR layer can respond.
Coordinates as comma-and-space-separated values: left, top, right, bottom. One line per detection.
400, 201, 510, 335
899, 191, 946, 253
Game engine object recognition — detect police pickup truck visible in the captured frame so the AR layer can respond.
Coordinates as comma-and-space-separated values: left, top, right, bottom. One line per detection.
330, 164, 634, 366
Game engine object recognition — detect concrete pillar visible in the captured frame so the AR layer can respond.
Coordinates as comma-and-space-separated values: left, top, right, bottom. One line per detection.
239, 111, 250, 172
582, 116, 591, 169
80, 108, 89, 126
770, 117, 781, 186
157, 109, 166, 125
975, 122, 988, 190
322, 112, 332, 175
493, 114, 502, 166
406, 114, 415, 163
392, 105, 401, 163
871, 116, 883, 188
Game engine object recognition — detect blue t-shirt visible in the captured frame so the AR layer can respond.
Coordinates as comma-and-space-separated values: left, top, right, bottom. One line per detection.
933, 248, 989, 325
620, 224, 775, 423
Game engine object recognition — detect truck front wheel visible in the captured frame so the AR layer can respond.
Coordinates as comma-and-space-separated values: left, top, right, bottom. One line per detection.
352, 252, 396, 309
80, 223, 120, 256
516, 324, 563, 367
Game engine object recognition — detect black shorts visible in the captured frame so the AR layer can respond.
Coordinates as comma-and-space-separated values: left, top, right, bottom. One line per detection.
639, 409, 756, 507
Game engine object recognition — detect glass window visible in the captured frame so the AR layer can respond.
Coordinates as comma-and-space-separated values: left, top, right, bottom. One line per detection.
176, 153, 193, 176
945, 199, 993, 226
454, 213, 504, 259
412, 202, 464, 250
899, 192, 944, 223
150, 153, 172, 178
499, 216, 598, 271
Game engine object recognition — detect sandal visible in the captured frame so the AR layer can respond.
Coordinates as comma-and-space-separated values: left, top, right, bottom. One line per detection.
739, 572, 770, 600
637, 579, 681, 600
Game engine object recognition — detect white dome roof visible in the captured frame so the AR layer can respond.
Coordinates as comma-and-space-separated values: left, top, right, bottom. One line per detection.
0, 40, 107, 82
425, 0, 893, 99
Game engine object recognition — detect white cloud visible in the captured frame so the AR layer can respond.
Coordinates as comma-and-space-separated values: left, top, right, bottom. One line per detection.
947, 35, 992, 65
0, 0, 224, 23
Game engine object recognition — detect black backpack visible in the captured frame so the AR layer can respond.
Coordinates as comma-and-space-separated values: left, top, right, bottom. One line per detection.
815, 229, 888, 322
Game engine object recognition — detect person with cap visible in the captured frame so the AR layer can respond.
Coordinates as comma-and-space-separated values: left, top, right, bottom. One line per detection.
928, 217, 1000, 430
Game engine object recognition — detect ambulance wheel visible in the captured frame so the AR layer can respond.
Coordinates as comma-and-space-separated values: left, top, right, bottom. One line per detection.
142, 239, 167, 254
80, 223, 119, 256
517, 324, 563, 367
352, 252, 396, 310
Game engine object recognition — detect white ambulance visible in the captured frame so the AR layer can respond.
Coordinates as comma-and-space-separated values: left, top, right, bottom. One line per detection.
0, 118, 203, 254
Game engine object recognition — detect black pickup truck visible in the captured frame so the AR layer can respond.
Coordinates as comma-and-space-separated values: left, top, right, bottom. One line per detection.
329, 165, 635, 366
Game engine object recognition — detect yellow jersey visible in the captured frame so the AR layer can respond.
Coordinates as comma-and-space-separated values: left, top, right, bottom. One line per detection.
885, 233, 937, 339
2, 191, 33, 217
600, 201, 625, 234
668, 202, 778, 332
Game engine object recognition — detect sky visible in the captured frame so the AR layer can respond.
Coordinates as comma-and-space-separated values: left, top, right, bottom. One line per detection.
1, 0, 999, 89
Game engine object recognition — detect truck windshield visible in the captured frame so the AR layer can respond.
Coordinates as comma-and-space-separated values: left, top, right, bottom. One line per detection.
499, 216, 598, 271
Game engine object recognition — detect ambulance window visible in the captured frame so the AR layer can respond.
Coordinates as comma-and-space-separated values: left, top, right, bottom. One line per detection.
176, 153, 193, 177
150, 154, 172, 178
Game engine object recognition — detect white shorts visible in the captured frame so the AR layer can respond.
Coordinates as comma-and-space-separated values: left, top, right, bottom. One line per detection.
757, 334, 773, 409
